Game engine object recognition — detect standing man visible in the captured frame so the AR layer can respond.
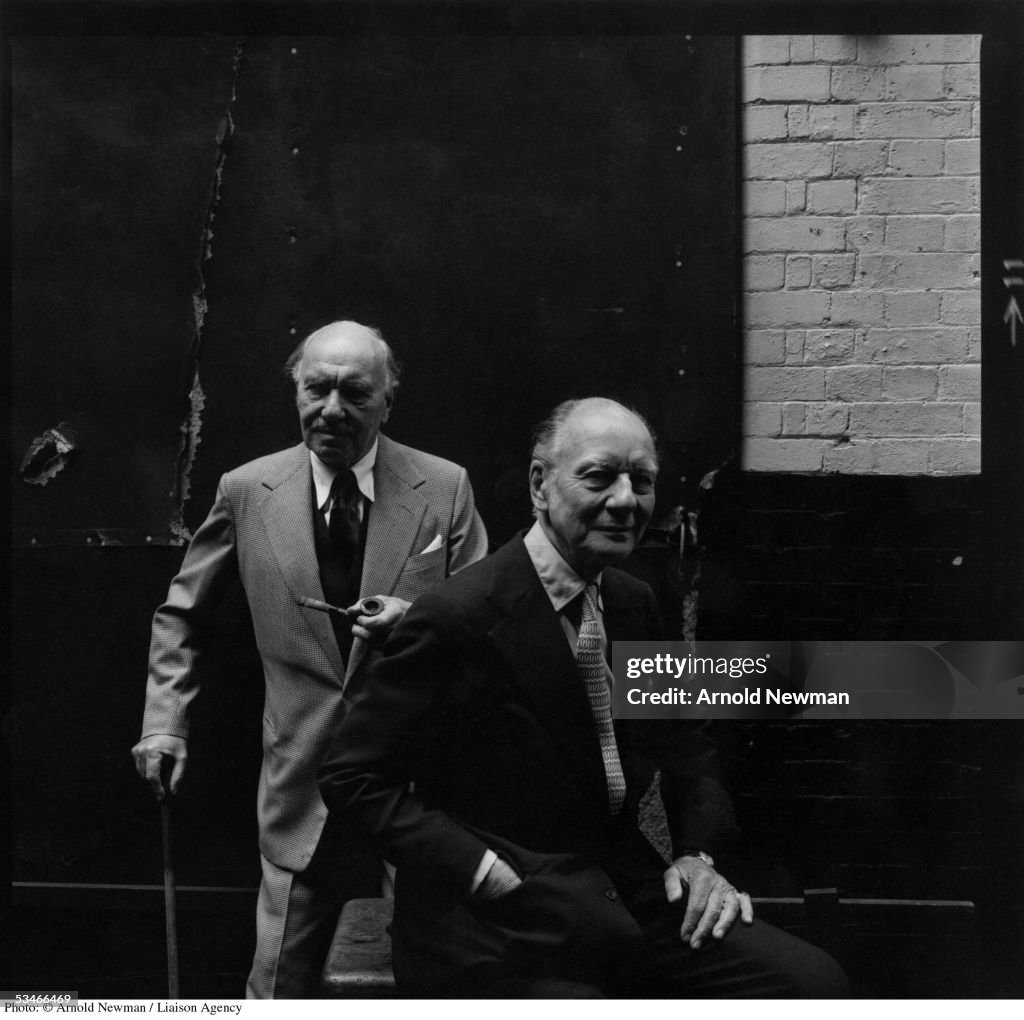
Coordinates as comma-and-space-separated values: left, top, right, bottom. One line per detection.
132, 320, 487, 997
319, 397, 847, 997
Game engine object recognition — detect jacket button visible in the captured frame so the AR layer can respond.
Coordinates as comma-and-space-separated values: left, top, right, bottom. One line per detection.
605, 889, 618, 901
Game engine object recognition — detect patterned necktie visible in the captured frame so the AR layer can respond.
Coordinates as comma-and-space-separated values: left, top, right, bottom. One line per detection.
327, 469, 361, 560
577, 583, 626, 815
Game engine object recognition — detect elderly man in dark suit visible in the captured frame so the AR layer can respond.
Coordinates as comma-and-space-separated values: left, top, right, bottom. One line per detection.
131, 320, 487, 998
318, 397, 848, 997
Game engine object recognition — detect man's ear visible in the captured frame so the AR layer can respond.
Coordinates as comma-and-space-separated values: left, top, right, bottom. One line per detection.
528, 460, 548, 511
382, 388, 395, 422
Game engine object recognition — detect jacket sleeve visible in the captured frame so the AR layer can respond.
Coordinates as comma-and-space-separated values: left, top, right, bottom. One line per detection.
446, 467, 488, 575
141, 475, 239, 740
318, 591, 490, 897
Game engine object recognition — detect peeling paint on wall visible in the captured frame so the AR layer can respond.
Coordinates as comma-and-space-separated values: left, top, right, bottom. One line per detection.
169, 39, 245, 544
169, 375, 207, 544
20, 422, 79, 486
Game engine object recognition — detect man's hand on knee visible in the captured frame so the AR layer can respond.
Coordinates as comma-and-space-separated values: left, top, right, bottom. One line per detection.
663, 855, 753, 950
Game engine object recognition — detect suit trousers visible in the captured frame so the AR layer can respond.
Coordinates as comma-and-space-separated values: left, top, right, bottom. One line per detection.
453, 878, 850, 999
246, 824, 381, 998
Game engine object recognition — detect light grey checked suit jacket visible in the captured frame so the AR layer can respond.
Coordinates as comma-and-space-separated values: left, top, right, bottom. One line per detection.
142, 434, 488, 872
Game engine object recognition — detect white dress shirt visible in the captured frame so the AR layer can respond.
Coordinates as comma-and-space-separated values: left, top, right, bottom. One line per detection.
309, 439, 378, 523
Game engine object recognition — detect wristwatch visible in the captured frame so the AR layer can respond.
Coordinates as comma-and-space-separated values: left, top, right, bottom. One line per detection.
682, 850, 715, 868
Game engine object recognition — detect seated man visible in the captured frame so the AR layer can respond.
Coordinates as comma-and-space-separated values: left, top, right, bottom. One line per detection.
318, 397, 848, 997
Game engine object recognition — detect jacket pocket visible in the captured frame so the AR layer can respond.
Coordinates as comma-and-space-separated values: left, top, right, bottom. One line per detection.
406, 541, 447, 570
393, 543, 448, 601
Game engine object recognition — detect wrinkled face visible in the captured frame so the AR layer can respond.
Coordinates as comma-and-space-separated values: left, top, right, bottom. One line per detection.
295, 325, 393, 468
530, 404, 658, 579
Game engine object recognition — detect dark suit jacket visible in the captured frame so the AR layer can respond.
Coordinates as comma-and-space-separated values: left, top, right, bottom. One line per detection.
319, 535, 738, 992
142, 435, 487, 872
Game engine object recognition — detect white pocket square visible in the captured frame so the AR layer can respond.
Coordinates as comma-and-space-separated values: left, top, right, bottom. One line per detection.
418, 534, 444, 555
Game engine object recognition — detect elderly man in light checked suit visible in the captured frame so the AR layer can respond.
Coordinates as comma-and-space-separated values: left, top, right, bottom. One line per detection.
131, 320, 488, 997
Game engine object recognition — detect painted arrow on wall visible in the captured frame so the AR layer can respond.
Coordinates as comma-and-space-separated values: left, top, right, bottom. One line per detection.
1004, 259, 1024, 347
1005, 295, 1022, 347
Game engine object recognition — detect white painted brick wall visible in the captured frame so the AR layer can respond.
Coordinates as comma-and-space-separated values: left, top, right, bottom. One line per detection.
741, 35, 981, 475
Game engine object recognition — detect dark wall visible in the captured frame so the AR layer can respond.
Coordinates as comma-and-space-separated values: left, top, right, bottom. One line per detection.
184, 32, 737, 539
11, 37, 240, 535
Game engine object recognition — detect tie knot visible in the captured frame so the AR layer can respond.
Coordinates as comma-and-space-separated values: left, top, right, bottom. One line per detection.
581, 583, 600, 620
330, 469, 359, 509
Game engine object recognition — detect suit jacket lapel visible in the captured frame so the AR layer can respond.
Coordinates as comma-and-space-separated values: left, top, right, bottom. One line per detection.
600, 571, 649, 645
259, 443, 347, 683
359, 435, 427, 598
486, 540, 610, 803
346, 436, 427, 684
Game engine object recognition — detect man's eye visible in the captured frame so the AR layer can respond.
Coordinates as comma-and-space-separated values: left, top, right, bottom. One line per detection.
632, 476, 655, 494
582, 472, 613, 487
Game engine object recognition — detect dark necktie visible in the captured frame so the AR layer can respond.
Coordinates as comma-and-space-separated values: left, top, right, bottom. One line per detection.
577, 583, 626, 815
328, 469, 361, 562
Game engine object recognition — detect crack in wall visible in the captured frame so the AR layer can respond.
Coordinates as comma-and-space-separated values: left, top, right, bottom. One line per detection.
169, 39, 246, 544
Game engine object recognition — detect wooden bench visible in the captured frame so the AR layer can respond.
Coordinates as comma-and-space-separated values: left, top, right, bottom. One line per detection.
322, 890, 975, 997
322, 896, 398, 998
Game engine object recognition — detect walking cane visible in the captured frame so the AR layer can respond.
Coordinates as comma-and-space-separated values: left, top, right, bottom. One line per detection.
160, 761, 180, 998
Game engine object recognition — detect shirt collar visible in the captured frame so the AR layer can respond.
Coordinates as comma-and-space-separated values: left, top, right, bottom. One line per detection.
309, 438, 378, 511
523, 520, 603, 614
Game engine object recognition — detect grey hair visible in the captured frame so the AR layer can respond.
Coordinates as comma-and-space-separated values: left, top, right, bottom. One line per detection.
283, 321, 402, 393
530, 398, 658, 468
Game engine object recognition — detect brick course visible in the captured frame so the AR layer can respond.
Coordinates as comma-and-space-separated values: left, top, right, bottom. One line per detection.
741, 34, 981, 475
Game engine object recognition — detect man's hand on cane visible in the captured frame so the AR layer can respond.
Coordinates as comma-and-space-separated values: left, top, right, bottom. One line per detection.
132, 734, 188, 802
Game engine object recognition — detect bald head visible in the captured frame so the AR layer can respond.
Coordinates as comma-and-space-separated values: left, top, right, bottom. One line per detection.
285, 320, 400, 393
529, 398, 658, 579
531, 398, 657, 468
